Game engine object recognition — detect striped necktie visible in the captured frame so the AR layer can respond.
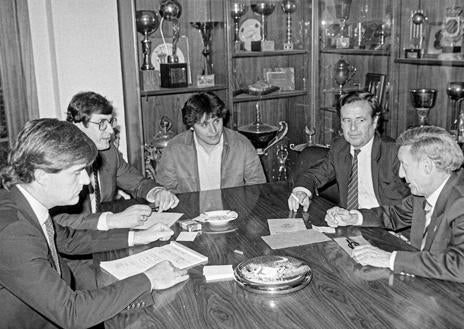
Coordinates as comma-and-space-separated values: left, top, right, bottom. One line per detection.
346, 149, 361, 210
421, 200, 432, 250
92, 165, 102, 212
44, 216, 61, 275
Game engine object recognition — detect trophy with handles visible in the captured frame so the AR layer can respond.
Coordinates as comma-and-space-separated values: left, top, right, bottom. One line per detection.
136, 11, 160, 70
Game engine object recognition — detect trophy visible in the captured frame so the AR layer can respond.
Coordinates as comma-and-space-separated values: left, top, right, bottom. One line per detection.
136, 11, 160, 70
251, 2, 276, 51
447, 82, 464, 138
410, 89, 437, 127
281, 0, 297, 50
407, 10, 427, 58
231, 3, 248, 52
439, 7, 464, 60
334, 58, 356, 93
276, 145, 289, 181
190, 21, 219, 87
334, 0, 352, 48
159, 0, 188, 88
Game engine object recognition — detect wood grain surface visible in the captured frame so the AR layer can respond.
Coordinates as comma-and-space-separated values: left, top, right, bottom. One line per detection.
95, 182, 464, 329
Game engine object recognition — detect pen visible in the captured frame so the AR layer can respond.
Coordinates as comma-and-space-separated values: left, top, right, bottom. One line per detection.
346, 237, 360, 249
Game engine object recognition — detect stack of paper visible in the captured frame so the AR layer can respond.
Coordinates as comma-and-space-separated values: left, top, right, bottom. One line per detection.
203, 265, 235, 282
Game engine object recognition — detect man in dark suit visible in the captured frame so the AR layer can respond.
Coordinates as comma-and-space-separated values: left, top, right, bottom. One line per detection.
0, 119, 188, 328
325, 126, 464, 282
53, 91, 179, 230
288, 91, 409, 211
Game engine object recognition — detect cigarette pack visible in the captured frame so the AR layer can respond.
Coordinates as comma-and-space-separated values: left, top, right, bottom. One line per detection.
178, 219, 202, 232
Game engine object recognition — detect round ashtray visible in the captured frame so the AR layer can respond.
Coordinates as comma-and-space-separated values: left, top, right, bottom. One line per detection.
234, 255, 312, 294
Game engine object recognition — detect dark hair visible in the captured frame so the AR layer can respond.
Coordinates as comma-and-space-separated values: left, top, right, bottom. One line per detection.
182, 92, 229, 129
339, 90, 382, 119
397, 125, 463, 173
0, 119, 97, 189
66, 91, 114, 127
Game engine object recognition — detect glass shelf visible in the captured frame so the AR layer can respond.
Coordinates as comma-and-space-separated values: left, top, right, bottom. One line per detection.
232, 90, 307, 103
232, 50, 308, 58
140, 84, 228, 97
394, 58, 464, 67
320, 48, 390, 56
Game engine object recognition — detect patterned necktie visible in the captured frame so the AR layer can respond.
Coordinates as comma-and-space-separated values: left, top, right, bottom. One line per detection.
44, 216, 61, 275
421, 200, 432, 250
92, 164, 102, 212
346, 149, 361, 210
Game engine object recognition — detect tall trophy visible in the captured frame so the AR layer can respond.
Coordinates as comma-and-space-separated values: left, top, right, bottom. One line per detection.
190, 21, 219, 87
136, 11, 160, 70
159, 0, 188, 88
281, 0, 297, 50
334, 0, 352, 48
231, 3, 248, 52
251, 2, 276, 51
447, 82, 464, 138
410, 89, 437, 126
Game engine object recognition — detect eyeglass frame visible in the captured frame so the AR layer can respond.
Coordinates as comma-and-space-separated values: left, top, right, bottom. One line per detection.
88, 117, 117, 131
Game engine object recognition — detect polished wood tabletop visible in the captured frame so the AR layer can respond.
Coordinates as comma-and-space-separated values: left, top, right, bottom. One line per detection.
95, 182, 464, 329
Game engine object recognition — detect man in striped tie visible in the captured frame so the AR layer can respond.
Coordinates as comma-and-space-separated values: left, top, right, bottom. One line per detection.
325, 126, 464, 282
289, 91, 409, 212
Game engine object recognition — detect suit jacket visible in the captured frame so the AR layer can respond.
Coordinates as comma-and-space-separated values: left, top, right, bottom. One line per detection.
360, 170, 464, 282
295, 133, 410, 207
155, 128, 266, 193
52, 144, 159, 229
0, 187, 154, 329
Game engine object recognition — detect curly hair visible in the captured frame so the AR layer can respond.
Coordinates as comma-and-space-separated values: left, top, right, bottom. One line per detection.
182, 92, 229, 129
66, 91, 114, 127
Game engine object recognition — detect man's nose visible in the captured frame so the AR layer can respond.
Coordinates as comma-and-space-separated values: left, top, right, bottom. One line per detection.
350, 121, 358, 131
208, 123, 217, 134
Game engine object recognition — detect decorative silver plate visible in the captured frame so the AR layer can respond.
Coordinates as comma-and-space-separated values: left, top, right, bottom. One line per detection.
234, 255, 312, 294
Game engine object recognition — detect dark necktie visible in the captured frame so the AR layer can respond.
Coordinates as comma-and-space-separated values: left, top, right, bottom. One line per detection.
347, 149, 361, 210
44, 216, 61, 275
92, 165, 102, 212
421, 200, 432, 250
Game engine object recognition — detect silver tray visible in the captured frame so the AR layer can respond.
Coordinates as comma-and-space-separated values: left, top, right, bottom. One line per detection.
234, 255, 312, 295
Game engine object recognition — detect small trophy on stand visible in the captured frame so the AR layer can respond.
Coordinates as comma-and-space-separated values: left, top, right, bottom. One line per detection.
333, 58, 356, 105
159, 0, 188, 88
251, 2, 276, 51
334, 0, 352, 48
136, 11, 160, 70
406, 10, 427, 58
276, 145, 289, 181
231, 2, 248, 52
190, 21, 219, 87
281, 0, 297, 50
410, 89, 437, 127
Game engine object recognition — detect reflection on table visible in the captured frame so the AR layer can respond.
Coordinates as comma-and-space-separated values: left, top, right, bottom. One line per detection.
94, 182, 464, 329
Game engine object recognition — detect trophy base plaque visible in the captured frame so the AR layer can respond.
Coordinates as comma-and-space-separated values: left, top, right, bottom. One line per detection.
197, 74, 215, 88
251, 40, 275, 52
160, 63, 188, 88
283, 42, 294, 51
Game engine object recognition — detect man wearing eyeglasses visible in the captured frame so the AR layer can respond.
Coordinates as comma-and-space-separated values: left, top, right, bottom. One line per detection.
52, 91, 179, 231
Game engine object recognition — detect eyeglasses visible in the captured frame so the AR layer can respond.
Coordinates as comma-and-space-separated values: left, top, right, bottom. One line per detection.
88, 118, 117, 131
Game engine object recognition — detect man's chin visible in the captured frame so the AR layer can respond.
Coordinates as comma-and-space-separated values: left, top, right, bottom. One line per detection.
98, 141, 111, 150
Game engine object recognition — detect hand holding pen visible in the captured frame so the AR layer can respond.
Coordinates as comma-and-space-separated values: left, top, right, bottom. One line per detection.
288, 190, 311, 212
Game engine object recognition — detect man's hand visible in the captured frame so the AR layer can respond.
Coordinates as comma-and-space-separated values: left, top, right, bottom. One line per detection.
133, 223, 174, 245
144, 260, 189, 290
148, 188, 179, 212
325, 206, 359, 227
107, 204, 152, 229
351, 245, 391, 268
288, 190, 311, 212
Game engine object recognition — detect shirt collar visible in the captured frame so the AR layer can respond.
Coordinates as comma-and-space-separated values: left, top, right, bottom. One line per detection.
350, 135, 374, 155
16, 185, 50, 225
426, 174, 451, 209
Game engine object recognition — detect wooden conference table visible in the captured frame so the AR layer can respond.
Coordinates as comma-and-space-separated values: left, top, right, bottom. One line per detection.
94, 182, 464, 329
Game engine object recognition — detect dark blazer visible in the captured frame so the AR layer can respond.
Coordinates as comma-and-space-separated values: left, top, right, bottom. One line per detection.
295, 133, 410, 207
360, 170, 464, 282
0, 187, 154, 328
52, 144, 159, 230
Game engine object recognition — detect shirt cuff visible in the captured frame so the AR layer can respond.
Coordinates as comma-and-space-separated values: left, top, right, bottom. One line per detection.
349, 210, 363, 225
389, 251, 397, 271
128, 231, 135, 247
292, 186, 313, 199
96, 212, 111, 231
145, 187, 165, 203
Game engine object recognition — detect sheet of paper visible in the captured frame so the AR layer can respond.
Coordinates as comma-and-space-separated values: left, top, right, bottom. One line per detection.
100, 241, 208, 280
312, 225, 336, 234
267, 218, 307, 235
203, 265, 234, 282
333, 235, 371, 257
134, 212, 183, 230
176, 231, 199, 242
261, 229, 331, 249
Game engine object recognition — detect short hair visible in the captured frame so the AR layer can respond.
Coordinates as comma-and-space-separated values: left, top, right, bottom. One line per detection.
0, 118, 97, 189
182, 92, 229, 129
397, 125, 464, 173
339, 90, 382, 119
66, 91, 114, 127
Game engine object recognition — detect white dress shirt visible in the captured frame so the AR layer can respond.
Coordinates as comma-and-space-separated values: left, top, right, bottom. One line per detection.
195, 133, 223, 191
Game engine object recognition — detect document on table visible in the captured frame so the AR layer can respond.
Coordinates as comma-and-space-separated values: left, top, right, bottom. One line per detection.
262, 229, 331, 249
333, 235, 371, 257
100, 241, 208, 280
134, 212, 184, 230
267, 218, 307, 235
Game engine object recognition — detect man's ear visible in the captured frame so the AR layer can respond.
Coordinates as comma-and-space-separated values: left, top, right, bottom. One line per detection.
34, 169, 48, 186
422, 156, 434, 175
